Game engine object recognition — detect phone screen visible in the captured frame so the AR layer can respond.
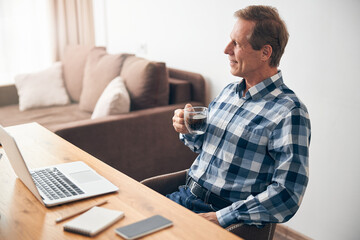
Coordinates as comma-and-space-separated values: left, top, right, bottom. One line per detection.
115, 215, 173, 240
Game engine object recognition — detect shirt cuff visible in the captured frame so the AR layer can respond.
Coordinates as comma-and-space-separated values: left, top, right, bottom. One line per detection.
180, 133, 195, 141
216, 205, 238, 228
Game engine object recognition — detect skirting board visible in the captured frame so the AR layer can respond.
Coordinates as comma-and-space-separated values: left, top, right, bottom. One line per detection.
274, 224, 313, 240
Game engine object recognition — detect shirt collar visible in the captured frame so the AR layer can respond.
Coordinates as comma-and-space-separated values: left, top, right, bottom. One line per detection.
236, 71, 283, 100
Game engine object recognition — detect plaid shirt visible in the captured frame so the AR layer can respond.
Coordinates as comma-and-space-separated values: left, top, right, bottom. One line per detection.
180, 71, 311, 227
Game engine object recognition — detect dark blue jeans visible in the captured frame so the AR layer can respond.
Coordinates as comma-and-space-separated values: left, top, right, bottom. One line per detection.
166, 186, 220, 213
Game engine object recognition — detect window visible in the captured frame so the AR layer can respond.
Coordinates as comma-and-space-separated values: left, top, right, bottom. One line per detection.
0, 0, 54, 85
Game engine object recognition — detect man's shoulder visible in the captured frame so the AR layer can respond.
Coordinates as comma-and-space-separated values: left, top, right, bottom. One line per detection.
224, 81, 239, 90
266, 84, 308, 115
217, 81, 239, 96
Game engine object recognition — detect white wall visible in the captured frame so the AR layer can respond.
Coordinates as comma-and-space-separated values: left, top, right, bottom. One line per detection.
94, 0, 360, 239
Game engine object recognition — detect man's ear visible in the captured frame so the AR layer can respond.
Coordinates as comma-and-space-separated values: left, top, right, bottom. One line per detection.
261, 45, 272, 61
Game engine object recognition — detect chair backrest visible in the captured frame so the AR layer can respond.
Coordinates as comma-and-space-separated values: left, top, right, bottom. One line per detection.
226, 222, 277, 240
141, 170, 277, 240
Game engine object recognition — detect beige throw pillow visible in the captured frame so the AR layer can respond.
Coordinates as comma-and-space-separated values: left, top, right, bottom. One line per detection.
79, 48, 131, 112
14, 62, 70, 111
62, 45, 104, 102
91, 76, 130, 119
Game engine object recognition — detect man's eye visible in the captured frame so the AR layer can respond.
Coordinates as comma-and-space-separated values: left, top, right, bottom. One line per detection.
233, 41, 240, 47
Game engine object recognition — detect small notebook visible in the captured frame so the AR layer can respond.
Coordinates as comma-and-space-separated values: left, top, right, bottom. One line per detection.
64, 206, 124, 237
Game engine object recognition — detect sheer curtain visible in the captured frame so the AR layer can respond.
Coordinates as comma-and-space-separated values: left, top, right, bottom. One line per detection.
51, 0, 95, 61
0, 0, 54, 85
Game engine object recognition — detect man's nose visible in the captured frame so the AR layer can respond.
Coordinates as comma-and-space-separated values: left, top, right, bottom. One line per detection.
224, 42, 233, 55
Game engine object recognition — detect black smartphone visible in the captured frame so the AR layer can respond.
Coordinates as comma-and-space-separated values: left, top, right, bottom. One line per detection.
115, 215, 173, 240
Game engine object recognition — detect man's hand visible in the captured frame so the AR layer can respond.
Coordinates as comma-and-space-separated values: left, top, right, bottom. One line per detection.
172, 103, 192, 134
198, 212, 220, 226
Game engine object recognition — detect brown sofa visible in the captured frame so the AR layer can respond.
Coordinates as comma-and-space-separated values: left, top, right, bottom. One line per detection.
0, 45, 205, 181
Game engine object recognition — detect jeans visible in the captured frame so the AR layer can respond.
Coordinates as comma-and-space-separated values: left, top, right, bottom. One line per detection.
166, 185, 220, 213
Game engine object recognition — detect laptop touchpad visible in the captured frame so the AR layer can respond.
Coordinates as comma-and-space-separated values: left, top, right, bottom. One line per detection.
69, 170, 102, 183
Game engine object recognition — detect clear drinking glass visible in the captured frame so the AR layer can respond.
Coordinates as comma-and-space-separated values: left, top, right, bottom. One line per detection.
184, 106, 208, 135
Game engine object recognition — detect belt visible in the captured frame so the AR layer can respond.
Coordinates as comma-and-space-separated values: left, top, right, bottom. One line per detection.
187, 178, 233, 209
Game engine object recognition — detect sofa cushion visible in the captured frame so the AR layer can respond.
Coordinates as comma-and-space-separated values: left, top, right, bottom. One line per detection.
91, 76, 130, 119
79, 48, 131, 112
14, 62, 70, 111
120, 56, 169, 110
0, 103, 91, 132
62, 45, 101, 102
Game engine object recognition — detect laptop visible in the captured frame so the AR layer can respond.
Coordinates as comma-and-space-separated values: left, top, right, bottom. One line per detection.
0, 125, 118, 207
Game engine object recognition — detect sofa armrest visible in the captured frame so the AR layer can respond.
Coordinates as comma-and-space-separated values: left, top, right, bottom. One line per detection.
54, 103, 201, 181
168, 68, 206, 104
169, 78, 191, 104
0, 84, 19, 107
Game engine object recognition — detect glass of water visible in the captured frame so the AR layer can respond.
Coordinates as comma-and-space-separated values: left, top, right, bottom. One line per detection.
184, 106, 208, 135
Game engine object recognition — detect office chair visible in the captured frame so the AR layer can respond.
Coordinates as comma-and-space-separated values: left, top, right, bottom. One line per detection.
141, 170, 276, 240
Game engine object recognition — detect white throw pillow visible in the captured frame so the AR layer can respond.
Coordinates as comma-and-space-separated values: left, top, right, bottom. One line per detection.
91, 76, 131, 119
14, 62, 70, 111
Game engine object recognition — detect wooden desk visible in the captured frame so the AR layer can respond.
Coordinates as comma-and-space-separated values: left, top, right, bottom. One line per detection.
0, 123, 240, 240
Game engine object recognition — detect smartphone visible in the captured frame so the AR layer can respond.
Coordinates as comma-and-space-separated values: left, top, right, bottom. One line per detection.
115, 215, 173, 240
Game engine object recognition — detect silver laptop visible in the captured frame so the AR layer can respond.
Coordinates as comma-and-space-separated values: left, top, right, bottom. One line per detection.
0, 125, 118, 207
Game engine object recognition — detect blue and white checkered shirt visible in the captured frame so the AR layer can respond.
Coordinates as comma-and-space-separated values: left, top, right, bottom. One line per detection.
180, 71, 311, 227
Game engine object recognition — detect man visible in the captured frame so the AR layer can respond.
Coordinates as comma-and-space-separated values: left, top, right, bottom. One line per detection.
171, 5, 311, 228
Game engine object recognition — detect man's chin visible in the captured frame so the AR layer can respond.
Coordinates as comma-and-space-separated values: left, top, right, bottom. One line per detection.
230, 69, 243, 78
230, 68, 237, 75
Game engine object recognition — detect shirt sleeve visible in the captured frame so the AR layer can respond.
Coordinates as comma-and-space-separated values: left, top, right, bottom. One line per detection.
179, 133, 205, 153
179, 83, 234, 153
216, 107, 311, 227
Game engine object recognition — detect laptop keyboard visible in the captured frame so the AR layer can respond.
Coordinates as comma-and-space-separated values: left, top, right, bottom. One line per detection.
31, 168, 84, 200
